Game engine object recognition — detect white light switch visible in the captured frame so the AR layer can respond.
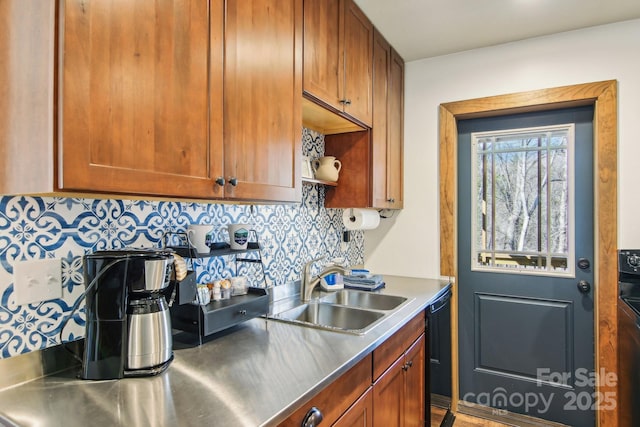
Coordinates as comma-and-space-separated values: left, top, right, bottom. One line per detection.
13, 258, 62, 305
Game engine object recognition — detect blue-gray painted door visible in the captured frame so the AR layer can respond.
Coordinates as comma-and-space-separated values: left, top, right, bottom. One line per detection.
457, 106, 595, 426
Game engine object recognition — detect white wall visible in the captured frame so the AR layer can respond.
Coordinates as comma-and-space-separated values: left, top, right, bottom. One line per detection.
365, 19, 640, 278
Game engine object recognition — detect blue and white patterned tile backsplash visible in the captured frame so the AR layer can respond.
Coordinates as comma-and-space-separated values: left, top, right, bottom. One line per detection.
0, 129, 363, 359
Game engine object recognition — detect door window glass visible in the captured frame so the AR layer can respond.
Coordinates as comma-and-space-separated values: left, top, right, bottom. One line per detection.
471, 124, 574, 276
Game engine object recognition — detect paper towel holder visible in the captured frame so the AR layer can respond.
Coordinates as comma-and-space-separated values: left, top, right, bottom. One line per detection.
347, 208, 384, 222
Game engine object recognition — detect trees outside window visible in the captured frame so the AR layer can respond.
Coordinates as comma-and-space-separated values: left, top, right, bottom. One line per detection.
472, 125, 573, 274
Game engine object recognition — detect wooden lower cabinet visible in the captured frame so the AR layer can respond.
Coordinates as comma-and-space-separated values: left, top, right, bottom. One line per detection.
279, 312, 427, 427
373, 353, 406, 425
403, 335, 427, 426
373, 335, 426, 427
334, 387, 373, 427
279, 354, 372, 427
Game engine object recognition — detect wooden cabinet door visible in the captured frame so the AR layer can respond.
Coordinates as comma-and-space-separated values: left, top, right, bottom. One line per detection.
61, 0, 224, 199
371, 30, 404, 209
303, 0, 372, 127
279, 354, 372, 427
224, 0, 302, 202
333, 387, 373, 427
371, 30, 390, 209
404, 334, 426, 427
373, 355, 405, 427
343, 0, 373, 126
386, 47, 404, 208
325, 27, 402, 209
303, 0, 343, 112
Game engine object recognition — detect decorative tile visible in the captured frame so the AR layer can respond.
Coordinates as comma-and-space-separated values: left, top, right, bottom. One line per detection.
0, 129, 364, 359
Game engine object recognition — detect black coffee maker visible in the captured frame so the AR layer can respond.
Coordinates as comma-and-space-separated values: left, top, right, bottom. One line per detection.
81, 248, 175, 380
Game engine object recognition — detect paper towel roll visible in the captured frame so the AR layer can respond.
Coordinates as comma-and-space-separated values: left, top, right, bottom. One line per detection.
342, 208, 380, 231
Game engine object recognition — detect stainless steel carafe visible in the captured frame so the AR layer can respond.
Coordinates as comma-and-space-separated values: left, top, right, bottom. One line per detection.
81, 249, 174, 380
127, 297, 173, 370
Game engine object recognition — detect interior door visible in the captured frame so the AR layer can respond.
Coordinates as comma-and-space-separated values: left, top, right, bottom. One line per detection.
457, 106, 595, 426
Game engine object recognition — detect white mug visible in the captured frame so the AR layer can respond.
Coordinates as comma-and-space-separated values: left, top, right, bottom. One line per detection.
226, 224, 250, 250
187, 224, 213, 253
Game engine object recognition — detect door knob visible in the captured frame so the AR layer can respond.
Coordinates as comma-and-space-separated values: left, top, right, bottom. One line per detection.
577, 280, 591, 293
577, 258, 591, 270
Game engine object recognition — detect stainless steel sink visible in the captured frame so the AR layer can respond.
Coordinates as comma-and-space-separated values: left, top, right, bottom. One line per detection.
318, 289, 408, 311
270, 302, 386, 335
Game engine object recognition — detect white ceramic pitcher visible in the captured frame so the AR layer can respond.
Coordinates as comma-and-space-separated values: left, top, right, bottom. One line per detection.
313, 156, 342, 182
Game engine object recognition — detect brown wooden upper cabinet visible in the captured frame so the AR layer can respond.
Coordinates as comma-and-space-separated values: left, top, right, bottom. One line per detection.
60, 0, 223, 199
62, 0, 302, 202
372, 30, 404, 209
324, 30, 404, 209
303, 0, 373, 128
223, 0, 302, 202
3, 0, 301, 202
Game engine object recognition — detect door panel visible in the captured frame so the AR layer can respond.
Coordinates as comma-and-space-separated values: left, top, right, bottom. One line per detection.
302, 0, 342, 111
223, 0, 302, 202
475, 294, 572, 378
61, 0, 222, 198
457, 106, 595, 426
372, 356, 405, 427
343, 0, 373, 126
405, 334, 426, 426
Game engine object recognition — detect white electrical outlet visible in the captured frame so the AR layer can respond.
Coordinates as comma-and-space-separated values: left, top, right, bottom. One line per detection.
13, 258, 62, 305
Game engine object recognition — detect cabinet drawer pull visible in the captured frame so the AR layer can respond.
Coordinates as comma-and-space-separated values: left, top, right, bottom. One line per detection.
301, 406, 323, 427
238, 309, 247, 316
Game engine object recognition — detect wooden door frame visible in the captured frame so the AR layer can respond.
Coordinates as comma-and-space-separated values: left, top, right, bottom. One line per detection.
439, 80, 618, 427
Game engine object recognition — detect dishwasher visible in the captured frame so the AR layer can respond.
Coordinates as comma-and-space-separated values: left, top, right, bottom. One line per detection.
426, 286, 455, 426
618, 250, 640, 427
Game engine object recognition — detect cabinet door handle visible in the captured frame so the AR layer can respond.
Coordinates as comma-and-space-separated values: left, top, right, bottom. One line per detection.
228, 177, 238, 186
301, 406, 323, 427
215, 177, 225, 186
387, 198, 395, 203
339, 98, 351, 105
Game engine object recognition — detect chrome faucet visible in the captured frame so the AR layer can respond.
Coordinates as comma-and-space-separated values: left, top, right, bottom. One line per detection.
301, 257, 349, 302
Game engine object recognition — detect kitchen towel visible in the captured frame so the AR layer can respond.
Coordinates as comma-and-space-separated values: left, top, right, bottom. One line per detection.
343, 274, 385, 291
342, 208, 380, 231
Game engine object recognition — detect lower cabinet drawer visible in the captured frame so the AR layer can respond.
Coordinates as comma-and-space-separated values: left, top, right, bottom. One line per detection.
279, 354, 372, 427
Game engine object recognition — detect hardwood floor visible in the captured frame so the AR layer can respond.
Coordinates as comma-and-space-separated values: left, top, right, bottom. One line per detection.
431, 406, 513, 427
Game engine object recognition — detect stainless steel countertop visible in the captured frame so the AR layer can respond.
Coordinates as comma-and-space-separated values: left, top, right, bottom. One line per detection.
0, 275, 450, 427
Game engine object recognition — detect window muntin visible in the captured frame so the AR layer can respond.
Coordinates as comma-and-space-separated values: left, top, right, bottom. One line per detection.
471, 125, 575, 276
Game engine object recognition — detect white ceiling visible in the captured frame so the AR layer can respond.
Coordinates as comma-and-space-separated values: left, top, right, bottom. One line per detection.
353, 0, 640, 61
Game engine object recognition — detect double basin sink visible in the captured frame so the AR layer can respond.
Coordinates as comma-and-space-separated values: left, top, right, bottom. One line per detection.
268, 289, 412, 335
